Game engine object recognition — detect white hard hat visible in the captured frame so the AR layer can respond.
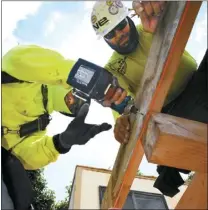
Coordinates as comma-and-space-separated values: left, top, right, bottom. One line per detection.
91, 0, 129, 38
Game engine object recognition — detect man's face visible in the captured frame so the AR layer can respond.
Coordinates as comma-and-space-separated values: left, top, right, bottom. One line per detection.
104, 18, 130, 48
64, 91, 86, 115
64, 91, 75, 110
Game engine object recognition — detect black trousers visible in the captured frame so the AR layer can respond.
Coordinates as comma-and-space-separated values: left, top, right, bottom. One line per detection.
162, 49, 208, 122
154, 49, 208, 197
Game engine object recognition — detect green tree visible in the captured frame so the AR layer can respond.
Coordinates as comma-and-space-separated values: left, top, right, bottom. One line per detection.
137, 169, 143, 176
186, 172, 195, 183
54, 184, 72, 210
27, 169, 72, 210
27, 169, 56, 210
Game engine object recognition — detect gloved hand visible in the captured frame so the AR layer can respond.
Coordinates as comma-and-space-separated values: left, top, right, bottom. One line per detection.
53, 103, 112, 153
153, 165, 190, 197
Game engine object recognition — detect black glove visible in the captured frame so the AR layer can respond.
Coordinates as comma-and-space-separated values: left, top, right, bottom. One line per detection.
153, 165, 190, 197
53, 103, 112, 154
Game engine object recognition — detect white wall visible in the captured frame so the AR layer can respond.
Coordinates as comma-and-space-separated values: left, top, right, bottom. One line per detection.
70, 168, 187, 209
69, 177, 75, 209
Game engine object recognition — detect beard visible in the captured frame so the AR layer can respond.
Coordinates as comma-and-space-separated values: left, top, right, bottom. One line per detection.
105, 17, 139, 55
118, 34, 130, 47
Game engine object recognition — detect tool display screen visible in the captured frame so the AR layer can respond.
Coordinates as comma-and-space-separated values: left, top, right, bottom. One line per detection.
74, 65, 95, 86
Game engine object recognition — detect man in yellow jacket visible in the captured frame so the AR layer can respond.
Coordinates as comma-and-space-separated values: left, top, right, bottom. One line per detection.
2, 45, 112, 209
91, 0, 207, 197
2, 45, 111, 170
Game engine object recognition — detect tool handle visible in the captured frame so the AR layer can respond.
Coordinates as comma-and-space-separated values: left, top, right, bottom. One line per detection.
110, 95, 132, 114
107, 76, 131, 114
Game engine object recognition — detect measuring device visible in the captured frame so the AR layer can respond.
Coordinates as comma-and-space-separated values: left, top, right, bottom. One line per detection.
67, 58, 138, 116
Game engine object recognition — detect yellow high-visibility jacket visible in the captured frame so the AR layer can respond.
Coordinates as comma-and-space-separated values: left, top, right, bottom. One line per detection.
104, 25, 197, 119
2, 45, 76, 170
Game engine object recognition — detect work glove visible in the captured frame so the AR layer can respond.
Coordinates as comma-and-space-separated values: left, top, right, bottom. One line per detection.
53, 103, 112, 154
153, 165, 190, 197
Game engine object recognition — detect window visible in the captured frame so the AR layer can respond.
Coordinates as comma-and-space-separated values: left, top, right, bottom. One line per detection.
99, 186, 169, 209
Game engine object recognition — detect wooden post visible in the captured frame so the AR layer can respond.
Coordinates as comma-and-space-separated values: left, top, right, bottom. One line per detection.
175, 172, 208, 209
101, 1, 202, 209
143, 113, 207, 173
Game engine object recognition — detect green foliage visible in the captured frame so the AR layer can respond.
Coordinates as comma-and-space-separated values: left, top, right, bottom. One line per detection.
54, 185, 72, 210
137, 170, 143, 176
54, 199, 69, 210
27, 169, 56, 210
27, 169, 72, 210
186, 172, 195, 183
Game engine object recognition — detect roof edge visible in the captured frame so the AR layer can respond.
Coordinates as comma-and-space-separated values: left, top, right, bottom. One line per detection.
76, 165, 158, 181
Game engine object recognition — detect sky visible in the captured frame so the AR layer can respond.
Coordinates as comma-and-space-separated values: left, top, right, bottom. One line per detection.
1, 1, 207, 202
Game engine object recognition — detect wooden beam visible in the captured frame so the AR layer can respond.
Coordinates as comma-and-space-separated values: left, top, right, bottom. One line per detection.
143, 113, 207, 173
101, 1, 202, 209
175, 172, 208, 209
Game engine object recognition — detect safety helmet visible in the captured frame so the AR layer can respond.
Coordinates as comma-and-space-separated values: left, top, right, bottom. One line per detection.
91, 0, 129, 38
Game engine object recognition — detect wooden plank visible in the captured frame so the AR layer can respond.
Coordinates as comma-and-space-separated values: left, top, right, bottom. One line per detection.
175, 172, 208, 209
143, 113, 207, 173
101, 1, 202, 209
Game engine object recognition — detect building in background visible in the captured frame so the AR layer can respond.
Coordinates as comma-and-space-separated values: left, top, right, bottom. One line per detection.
69, 165, 187, 209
